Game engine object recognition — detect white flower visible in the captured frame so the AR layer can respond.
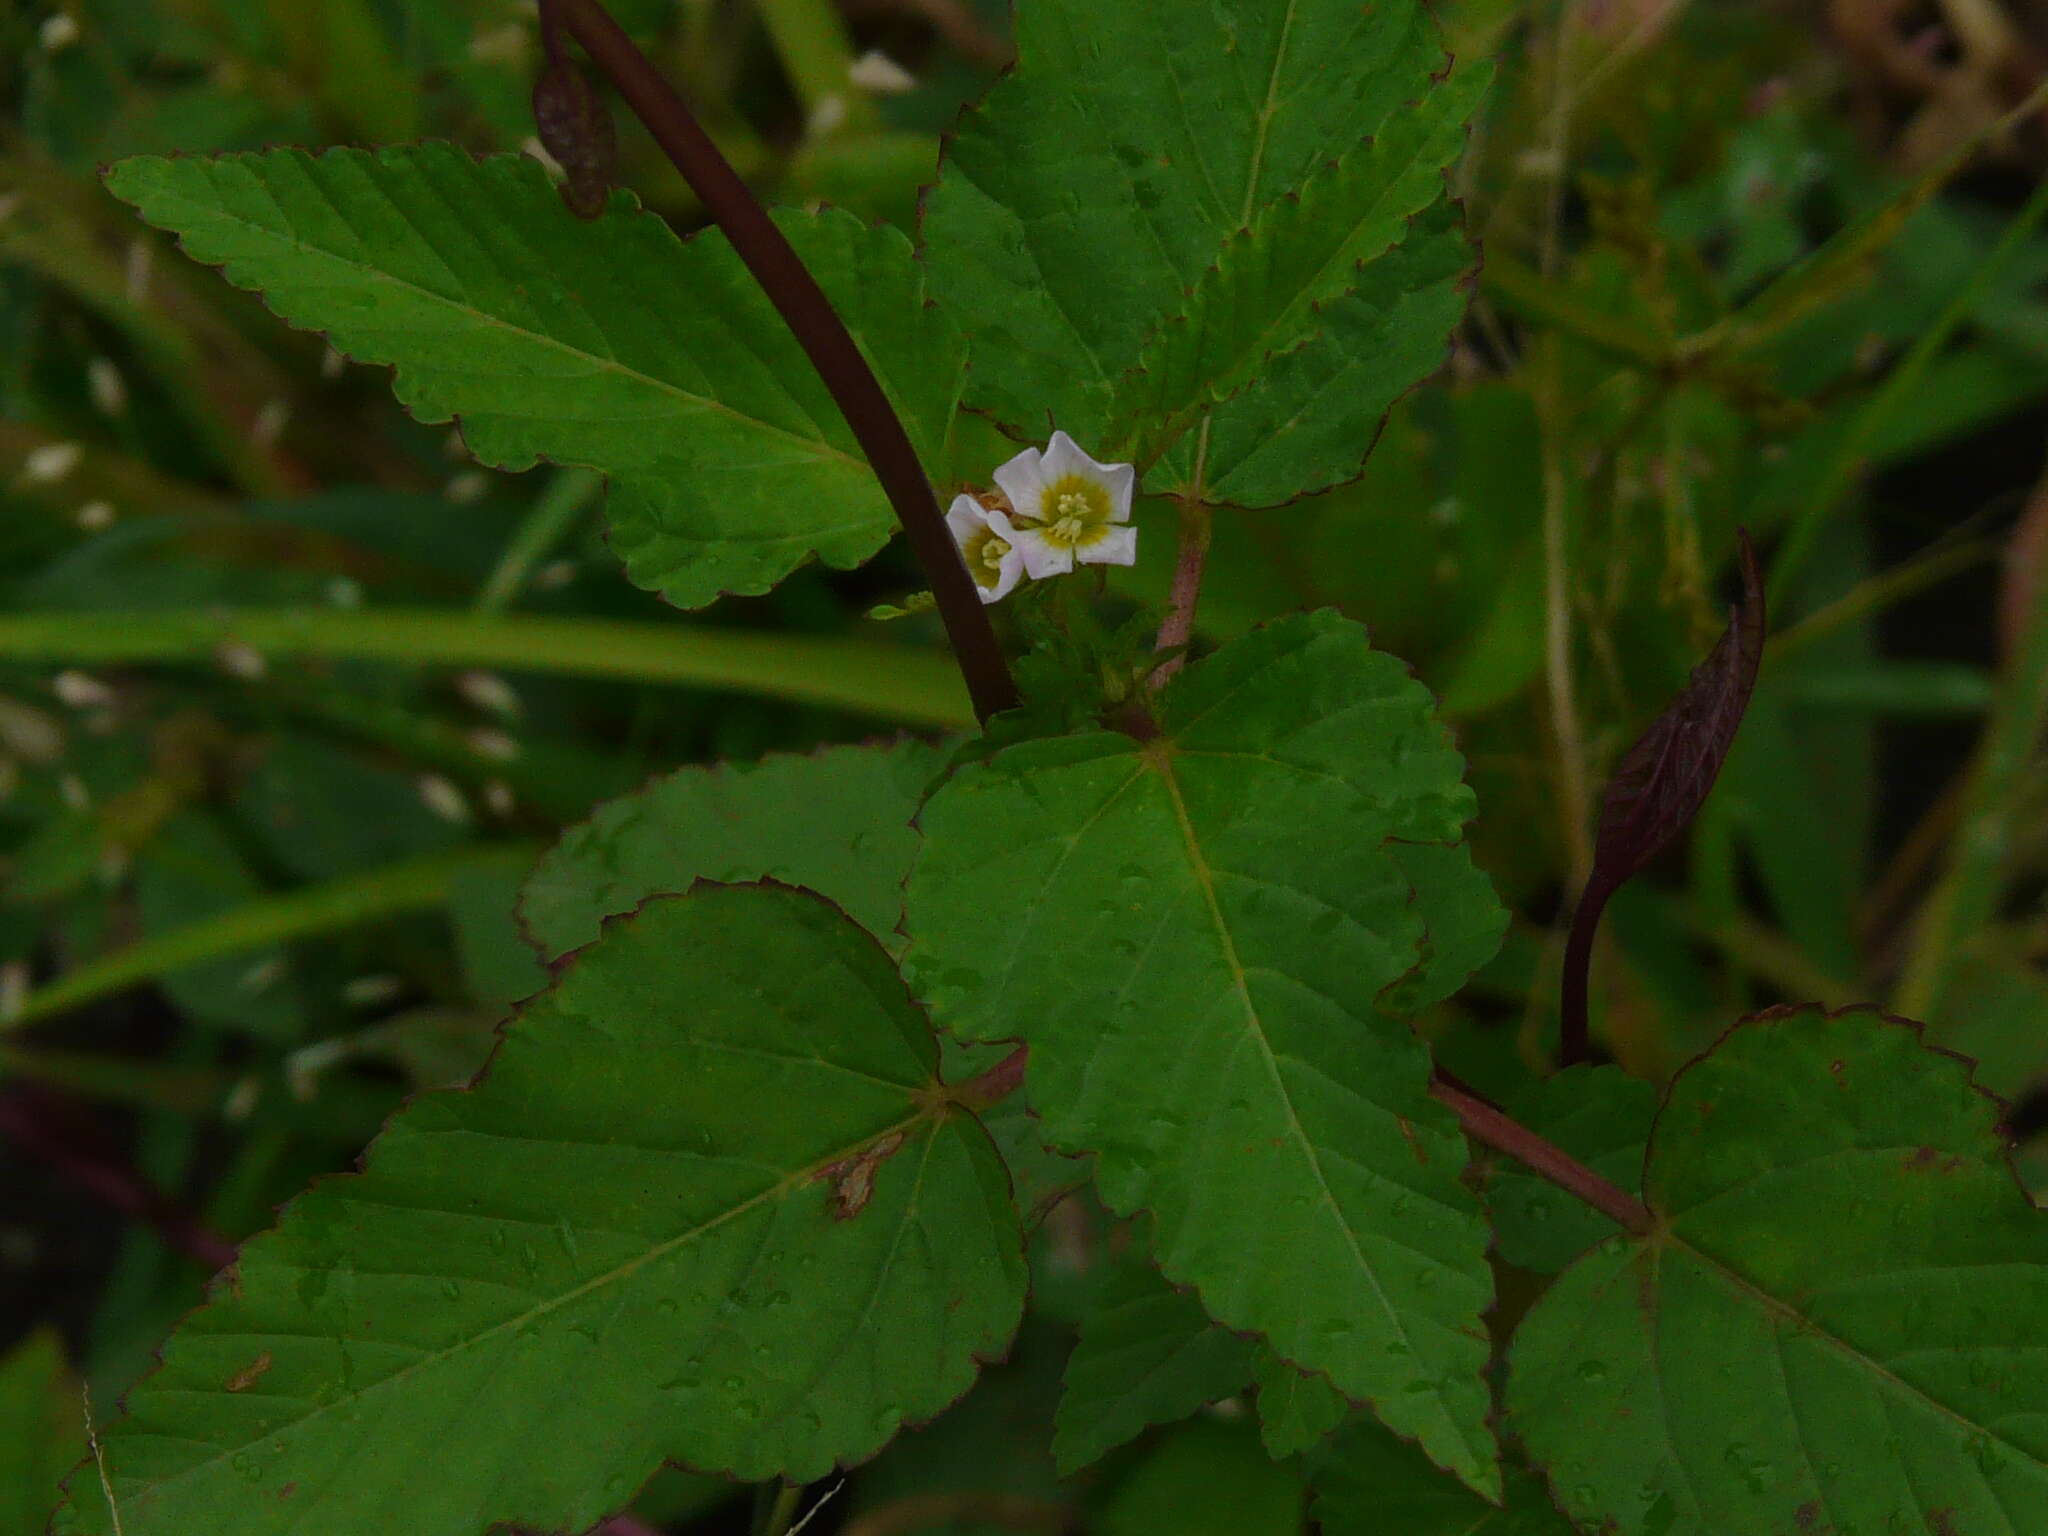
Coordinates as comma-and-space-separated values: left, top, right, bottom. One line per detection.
993, 430, 1137, 578
946, 494, 1026, 603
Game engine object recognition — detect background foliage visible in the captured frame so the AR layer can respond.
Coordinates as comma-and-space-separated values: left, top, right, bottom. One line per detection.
4, 0, 2048, 1531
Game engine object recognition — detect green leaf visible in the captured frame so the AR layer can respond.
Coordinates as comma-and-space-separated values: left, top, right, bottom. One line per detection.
1382, 840, 1510, 1015
1096, 1417, 1306, 1536
60, 884, 1025, 1535
1507, 1007, 2048, 1534
1311, 1419, 1575, 1535
1144, 203, 1471, 505
1053, 1250, 1256, 1476
905, 612, 1502, 1496
522, 740, 946, 960
1108, 64, 1491, 472
1252, 1350, 1348, 1460
0, 1331, 81, 1536
922, 0, 1470, 504
1487, 1065, 1656, 1275
104, 147, 966, 606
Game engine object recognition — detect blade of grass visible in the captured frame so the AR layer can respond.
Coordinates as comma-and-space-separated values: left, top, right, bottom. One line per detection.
753, 0, 875, 131
473, 469, 603, 614
1767, 160, 2048, 604
4, 844, 541, 1031
1894, 571, 2048, 1019
0, 608, 975, 728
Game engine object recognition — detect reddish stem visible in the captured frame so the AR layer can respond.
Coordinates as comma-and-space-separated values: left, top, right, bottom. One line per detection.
932, 1045, 1655, 1238
538, 0, 1019, 725
1428, 1074, 1655, 1236
1150, 498, 1213, 689
0, 1090, 237, 1271
1557, 871, 1613, 1068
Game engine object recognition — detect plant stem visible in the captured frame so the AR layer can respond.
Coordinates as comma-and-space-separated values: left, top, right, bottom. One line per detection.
539, 0, 1019, 725
1538, 352, 1593, 888
1428, 1075, 1655, 1237
1556, 872, 1610, 1067
0, 607, 976, 728
1150, 496, 1213, 688
474, 467, 601, 613
755, 1481, 804, 1536
0, 1090, 238, 1270
928, 1043, 1658, 1246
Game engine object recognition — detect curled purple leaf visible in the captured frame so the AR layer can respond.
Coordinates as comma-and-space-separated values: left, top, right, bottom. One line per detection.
532, 54, 617, 220
1559, 530, 1766, 1065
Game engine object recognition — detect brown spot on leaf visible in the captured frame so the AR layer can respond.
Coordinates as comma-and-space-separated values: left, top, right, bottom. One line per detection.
1794, 1500, 1821, 1531
1395, 1116, 1429, 1165
1929, 1508, 1960, 1536
225, 1351, 274, 1393
814, 1131, 907, 1220
277, 1482, 298, 1501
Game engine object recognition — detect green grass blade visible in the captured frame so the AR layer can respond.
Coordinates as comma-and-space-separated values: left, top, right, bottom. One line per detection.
0, 607, 974, 728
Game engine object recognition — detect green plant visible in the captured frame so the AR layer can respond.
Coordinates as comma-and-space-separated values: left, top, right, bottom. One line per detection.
7, 1, 2048, 1533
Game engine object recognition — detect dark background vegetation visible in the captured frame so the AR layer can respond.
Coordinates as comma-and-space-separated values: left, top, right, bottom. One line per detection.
3, 1, 2047, 1530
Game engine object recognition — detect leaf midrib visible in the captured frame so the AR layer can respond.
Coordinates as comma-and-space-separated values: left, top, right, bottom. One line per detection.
1143, 742, 1468, 1456
115, 1105, 936, 1502
145, 177, 873, 475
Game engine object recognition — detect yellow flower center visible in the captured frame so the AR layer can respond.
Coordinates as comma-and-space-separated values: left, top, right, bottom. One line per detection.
964, 527, 1011, 589
1038, 477, 1112, 549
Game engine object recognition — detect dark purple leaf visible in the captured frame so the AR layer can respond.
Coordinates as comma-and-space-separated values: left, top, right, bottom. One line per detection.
532, 55, 617, 220
1593, 528, 1766, 881
1560, 530, 1766, 1064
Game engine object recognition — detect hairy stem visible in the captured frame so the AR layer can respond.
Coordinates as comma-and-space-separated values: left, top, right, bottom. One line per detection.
1428, 1075, 1656, 1237
1150, 497, 1213, 688
539, 0, 1019, 724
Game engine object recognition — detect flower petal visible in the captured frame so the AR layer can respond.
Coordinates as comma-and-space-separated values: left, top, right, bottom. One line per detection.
992, 445, 1045, 522
982, 545, 1025, 603
1076, 524, 1138, 568
944, 492, 990, 542
1009, 523, 1075, 579
1039, 430, 1091, 483
1101, 461, 1137, 522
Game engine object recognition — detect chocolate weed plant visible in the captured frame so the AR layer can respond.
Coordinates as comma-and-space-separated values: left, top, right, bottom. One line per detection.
18, 1, 2048, 1533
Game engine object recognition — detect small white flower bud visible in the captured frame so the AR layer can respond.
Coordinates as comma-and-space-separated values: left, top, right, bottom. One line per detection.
53, 670, 114, 709
456, 670, 523, 718
215, 642, 267, 681
87, 358, 127, 415
849, 50, 918, 94
467, 727, 520, 762
22, 442, 83, 485
417, 774, 472, 824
